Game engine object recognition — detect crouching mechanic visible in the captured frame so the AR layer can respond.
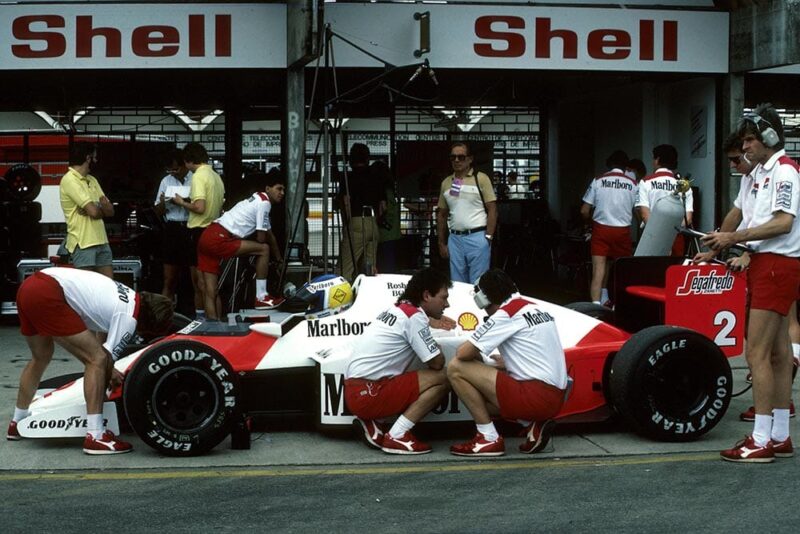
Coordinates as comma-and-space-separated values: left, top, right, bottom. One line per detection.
7, 267, 174, 454
344, 268, 451, 455
197, 171, 286, 319
448, 269, 569, 457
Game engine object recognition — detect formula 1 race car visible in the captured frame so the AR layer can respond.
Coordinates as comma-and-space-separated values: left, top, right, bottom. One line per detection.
17, 258, 746, 457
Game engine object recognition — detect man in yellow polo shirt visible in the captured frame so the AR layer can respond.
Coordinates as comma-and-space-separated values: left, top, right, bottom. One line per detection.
173, 142, 225, 319
59, 142, 115, 278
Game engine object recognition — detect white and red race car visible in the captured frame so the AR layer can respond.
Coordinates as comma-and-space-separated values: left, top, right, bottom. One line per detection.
17, 257, 746, 456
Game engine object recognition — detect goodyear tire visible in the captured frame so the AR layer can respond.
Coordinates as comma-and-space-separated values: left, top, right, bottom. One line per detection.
123, 340, 240, 456
609, 326, 731, 442
565, 301, 614, 323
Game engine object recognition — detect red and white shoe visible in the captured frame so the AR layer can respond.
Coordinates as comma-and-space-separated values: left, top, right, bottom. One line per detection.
381, 431, 431, 455
83, 430, 133, 455
7, 420, 20, 441
772, 436, 794, 458
450, 433, 505, 457
353, 418, 385, 450
255, 295, 285, 310
519, 419, 556, 454
740, 402, 795, 422
720, 435, 774, 463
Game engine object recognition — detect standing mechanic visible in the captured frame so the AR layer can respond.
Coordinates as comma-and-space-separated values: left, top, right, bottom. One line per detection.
437, 142, 497, 284
581, 150, 638, 305
59, 142, 115, 278
6, 268, 174, 454
338, 143, 386, 281
701, 104, 800, 463
344, 268, 451, 455
197, 171, 286, 319
636, 144, 693, 256
154, 149, 199, 313
173, 142, 225, 319
447, 269, 568, 457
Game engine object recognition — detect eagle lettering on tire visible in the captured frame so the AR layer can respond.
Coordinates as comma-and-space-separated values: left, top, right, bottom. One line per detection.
609, 325, 732, 442
123, 340, 240, 456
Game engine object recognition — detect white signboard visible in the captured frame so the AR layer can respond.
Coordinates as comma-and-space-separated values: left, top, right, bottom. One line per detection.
0, 3, 286, 69
325, 4, 729, 73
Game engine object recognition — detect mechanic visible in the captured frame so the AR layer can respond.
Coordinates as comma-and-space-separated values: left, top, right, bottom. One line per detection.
197, 171, 286, 319
154, 149, 201, 314
59, 142, 115, 278
580, 150, 638, 306
636, 144, 693, 256
337, 143, 386, 281
436, 142, 498, 284
447, 269, 568, 457
344, 267, 451, 455
695, 132, 799, 424
701, 104, 800, 463
173, 142, 225, 319
6, 267, 174, 454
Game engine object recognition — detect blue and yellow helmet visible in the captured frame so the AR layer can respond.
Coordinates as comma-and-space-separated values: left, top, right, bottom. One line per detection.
284, 274, 354, 318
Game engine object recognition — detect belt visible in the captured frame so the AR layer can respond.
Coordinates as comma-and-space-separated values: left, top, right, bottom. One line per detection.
450, 226, 486, 236
165, 220, 188, 225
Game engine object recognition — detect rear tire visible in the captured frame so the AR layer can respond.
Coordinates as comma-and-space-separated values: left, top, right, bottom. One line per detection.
565, 301, 614, 323
609, 325, 731, 441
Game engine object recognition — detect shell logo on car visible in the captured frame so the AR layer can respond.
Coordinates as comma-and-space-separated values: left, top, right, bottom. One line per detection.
458, 312, 479, 331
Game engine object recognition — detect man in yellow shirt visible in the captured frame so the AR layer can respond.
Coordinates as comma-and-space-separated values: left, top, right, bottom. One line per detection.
59, 142, 115, 278
173, 142, 225, 319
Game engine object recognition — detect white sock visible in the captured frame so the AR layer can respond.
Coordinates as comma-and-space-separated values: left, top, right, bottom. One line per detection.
13, 407, 30, 422
476, 422, 499, 441
87, 413, 105, 439
600, 288, 609, 303
517, 418, 531, 428
772, 409, 791, 442
195, 309, 205, 318
389, 415, 414, 439
753, 414, 773, 447
792, 343, 800, 360
256, 279, 268, 300
592, 300, 602, 305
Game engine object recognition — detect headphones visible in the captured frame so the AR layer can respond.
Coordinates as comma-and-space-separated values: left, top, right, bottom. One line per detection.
473, 283, 491, 310
742, 112, 780, 148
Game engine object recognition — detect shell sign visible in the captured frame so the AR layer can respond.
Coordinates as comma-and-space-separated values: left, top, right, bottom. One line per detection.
458, 312, 479, 331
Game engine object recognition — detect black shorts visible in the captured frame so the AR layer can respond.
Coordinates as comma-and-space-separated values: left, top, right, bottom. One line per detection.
188, 226, 206, 267
162, 221, 194, 266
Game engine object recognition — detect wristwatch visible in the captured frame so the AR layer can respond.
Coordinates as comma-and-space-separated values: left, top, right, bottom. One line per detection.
485, 234, 493, 241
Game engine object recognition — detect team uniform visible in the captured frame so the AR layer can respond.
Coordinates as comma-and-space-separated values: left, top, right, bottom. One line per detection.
468, 294, 568, 421
741, 150, 800, 315
344, 302, 440, 420
438, 170, 496, 283
582, 169, 637, 257
17, 267, 139, 360
154, 171, 194, 266
187, 163, 225, 267
636, 168, 694, 256
197, 192, 274, 275
59, 168, 113, 268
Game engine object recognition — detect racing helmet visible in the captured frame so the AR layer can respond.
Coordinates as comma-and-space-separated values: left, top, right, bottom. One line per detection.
282, 274, 354, 318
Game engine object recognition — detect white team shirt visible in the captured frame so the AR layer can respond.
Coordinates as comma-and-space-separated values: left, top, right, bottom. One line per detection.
733, 172, 756, 231
636, 168, 694, 214
216, 192, 272, 238
42, 267, 139, 360
468, 294, 568, 389
154, 172, 193, 222
744, 149, 800, 256
345, 302, 440, 381
582, 168, 638, 227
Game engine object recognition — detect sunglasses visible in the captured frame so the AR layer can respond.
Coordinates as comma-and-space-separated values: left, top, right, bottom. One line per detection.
727, 156, 742, 164
449, 154, 469, 161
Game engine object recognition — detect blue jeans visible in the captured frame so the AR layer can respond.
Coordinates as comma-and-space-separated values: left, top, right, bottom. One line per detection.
448, 232, 490, 284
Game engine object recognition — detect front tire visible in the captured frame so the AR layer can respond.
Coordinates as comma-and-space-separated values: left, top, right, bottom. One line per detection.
609, 325, 731, 442
123, 340, 240, 456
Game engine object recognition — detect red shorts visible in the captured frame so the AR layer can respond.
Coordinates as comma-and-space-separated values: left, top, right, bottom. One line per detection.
496, 372, 565, 421
671, 234, 685, 257
591, 222, 632, 258
748, 253, 800, 315
17, 272, 86, 337
197, 223, 242, 275
344, 372, 420, 420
